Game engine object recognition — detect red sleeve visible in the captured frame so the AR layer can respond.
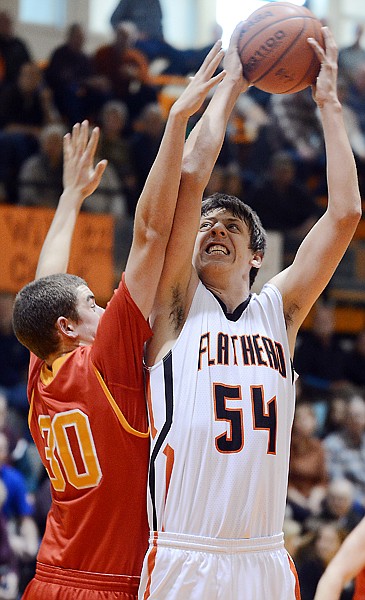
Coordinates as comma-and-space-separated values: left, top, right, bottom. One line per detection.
91, 274, 152, 393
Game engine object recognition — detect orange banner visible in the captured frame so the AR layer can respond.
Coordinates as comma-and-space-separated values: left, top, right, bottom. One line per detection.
0, 205, 114, 305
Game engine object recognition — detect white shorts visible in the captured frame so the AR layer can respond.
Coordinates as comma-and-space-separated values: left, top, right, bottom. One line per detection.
139, 531, 300, 600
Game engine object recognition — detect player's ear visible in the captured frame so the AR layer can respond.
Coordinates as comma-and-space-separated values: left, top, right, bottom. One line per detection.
56, 316, 78, 340
251, 252, 263, 269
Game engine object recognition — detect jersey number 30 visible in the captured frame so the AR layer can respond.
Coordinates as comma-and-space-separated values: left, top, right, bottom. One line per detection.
214, 383, 277, 455
39, 409, 102, 491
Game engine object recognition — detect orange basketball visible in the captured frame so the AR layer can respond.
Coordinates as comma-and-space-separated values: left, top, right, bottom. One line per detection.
238, 2, 324, 94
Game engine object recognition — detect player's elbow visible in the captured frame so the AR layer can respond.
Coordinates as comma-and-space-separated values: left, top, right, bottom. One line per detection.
136, 218, 169, 252
181, 159, 210, 194
331, 204, 362, 236
328, 189, 362, 225
340, 202, 362, 225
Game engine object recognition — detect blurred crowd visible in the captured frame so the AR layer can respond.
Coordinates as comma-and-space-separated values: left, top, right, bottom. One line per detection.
1, 5, 365, 598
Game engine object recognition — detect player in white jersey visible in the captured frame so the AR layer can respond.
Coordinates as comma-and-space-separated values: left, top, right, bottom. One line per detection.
139, 26, 362, 600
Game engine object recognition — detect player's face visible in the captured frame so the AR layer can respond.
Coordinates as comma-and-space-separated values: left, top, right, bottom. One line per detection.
74, 285, 104, 346
193, 208, 253, 277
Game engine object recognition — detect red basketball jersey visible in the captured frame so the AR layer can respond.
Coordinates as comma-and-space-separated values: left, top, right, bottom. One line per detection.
355, 569, 365, 600
27, 276, 151, 576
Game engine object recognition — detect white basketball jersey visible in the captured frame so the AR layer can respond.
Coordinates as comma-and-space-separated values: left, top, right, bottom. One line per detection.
146, 282, 296, 539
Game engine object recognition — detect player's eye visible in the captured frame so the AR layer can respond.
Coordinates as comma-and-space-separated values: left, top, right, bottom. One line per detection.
200, 221, 212, 230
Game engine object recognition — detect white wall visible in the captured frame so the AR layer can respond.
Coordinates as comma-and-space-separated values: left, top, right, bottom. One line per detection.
6, 0, 365, 62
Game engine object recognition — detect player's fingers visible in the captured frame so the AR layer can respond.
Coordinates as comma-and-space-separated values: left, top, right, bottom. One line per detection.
71, 122, 80, 153
91, 160, 108, 187
188, 49, 224, 87
321, 26, 338, 60
79, 120, 90, 154
63, 132, 71, 159
197, 40, 223, 74
204, 48, 225, 78
85, 126, 100, 160
205, 70, 226, 90
307, 37, 325, 62
229, 21, 244, 45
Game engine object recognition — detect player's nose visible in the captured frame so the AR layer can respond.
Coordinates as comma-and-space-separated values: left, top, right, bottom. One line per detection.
211, 222, 227, 236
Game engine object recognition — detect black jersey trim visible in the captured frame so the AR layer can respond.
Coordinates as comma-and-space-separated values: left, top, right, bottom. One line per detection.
214, 294, 252, 321
148, 350, 174, 531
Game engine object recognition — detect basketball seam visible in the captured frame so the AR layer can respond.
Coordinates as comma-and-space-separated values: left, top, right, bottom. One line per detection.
239, 16, 319, 54
249, 21, 306, 88
283, 52, 319, 94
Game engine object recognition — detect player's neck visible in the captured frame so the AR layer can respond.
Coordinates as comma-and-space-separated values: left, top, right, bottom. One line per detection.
204, 282, 250, 314
45, 346, 76, 368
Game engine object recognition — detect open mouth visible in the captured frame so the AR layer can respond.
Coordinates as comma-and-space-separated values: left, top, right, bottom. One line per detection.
206, 244, 229, 255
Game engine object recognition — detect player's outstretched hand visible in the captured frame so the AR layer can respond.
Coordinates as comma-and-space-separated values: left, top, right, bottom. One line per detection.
171, 41, 226, 119
224, 22, 250, 92
308, 27, 339, 109
63, 120, 108, 201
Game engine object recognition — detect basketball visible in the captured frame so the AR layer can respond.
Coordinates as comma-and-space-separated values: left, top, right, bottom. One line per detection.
238, 2, 324, 94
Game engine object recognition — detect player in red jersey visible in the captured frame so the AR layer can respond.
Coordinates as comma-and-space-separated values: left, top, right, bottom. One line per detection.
12, 44, 226, 600
315, 515, 365, 600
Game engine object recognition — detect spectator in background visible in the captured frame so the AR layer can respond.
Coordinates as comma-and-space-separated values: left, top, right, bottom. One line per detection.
18, 115, 127, 272
18, 118, 125, 220
97, 100, 139, 271
97, 100, 138, 217
0, 11, 31, 90
80, 156, 126, 219
130, 102, 166, 197
343, 61, 365, 153
338, 24, 365, 86
297, 523, 349, 600
324, 394, 365, 508
337, 76, 365, 195
314, 516, 365, 600
0, 61, 59, 202
311, 478, 363, 535
294, 302, 348, 399
283, 518, 304, 564
45, 23, 110, 125
0, 293, 29, 427
0, 478, 19, 600
321, 385, 356, 438
0, 432, 38, 595
110, 0, 164, 41
204, 163, 243, 200
228, 87, 270, 185
110, 1, 222, 76
268, 86, 326, 191
79, 139, 128, 273
343, 328, 365, 389
287, 402, 328, 524
337, 77, 365, 162
0, 392, 41, 499
93, 22, 157, 122
18, 123, 66, 209
246, 150, 321, 264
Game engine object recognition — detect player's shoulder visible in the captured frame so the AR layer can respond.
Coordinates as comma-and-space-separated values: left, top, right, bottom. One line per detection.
253, 282, 283, 306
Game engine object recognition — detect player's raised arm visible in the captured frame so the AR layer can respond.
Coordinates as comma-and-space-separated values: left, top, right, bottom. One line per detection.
314, 517, 365, 600
124, 41, 226, 319
35, 121, 107, 279
150, 24, 248, 307
270, 27, 361, 353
